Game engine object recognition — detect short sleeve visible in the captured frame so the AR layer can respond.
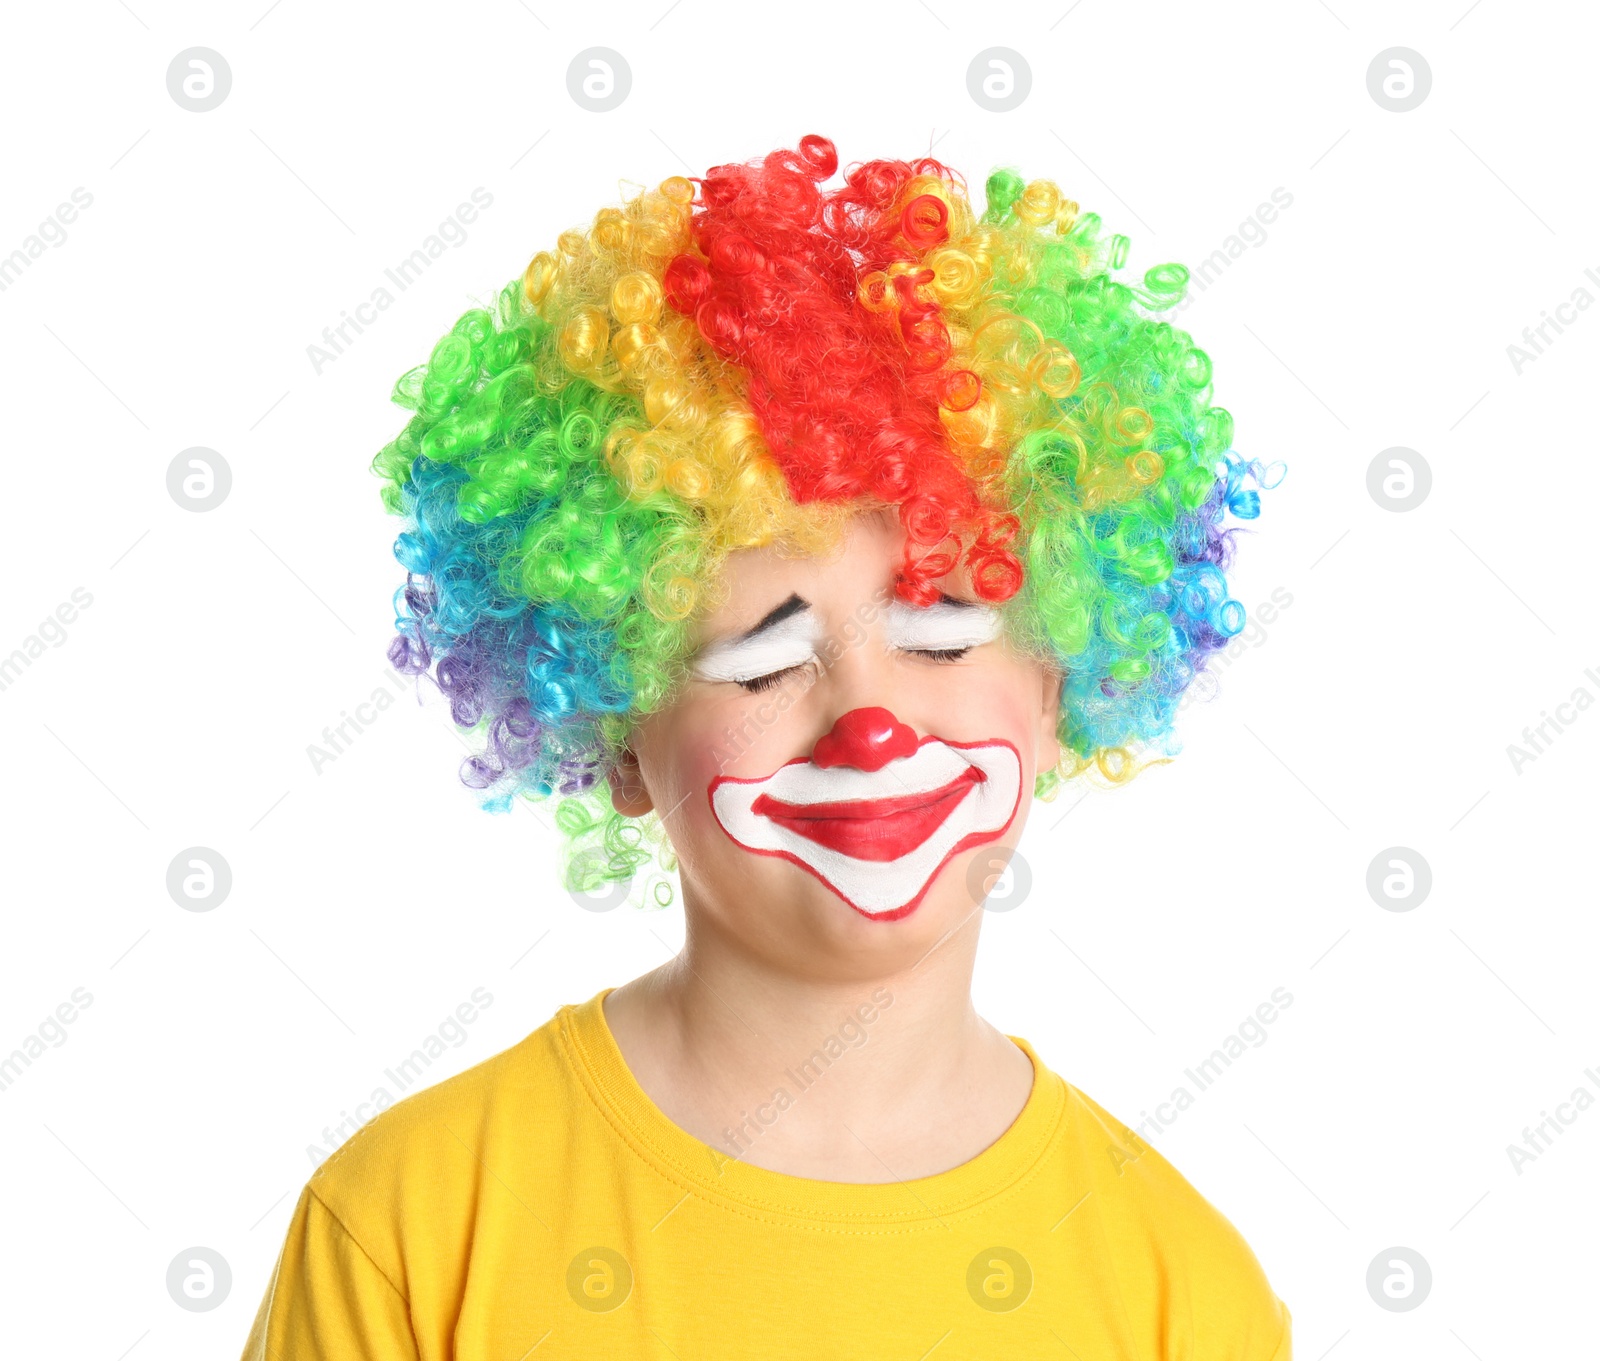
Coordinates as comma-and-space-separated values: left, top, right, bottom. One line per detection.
1266, 1300, 1292, 1360
240, 1181, 421, 1361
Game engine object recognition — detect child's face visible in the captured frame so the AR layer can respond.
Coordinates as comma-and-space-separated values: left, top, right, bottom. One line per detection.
610, 510, 1061, 973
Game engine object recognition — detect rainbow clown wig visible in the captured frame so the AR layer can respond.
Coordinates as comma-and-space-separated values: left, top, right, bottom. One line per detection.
372, 134, 1278, 900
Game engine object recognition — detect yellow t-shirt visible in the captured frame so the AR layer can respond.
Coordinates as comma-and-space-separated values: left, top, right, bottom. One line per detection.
242, 988, 1291, 1360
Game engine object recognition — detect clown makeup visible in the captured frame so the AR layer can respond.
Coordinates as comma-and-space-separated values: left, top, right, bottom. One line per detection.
709, 708, 1024, 921
376, 134, 1270, 931
883, 597, 1004, 654
689, 595, 819, 687
691, 593, 1006, 693
689, 584, 1021, 919
608, 509, 1062, 946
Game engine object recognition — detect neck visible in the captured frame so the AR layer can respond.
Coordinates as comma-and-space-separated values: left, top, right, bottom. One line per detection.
601, 902, 1034, 1182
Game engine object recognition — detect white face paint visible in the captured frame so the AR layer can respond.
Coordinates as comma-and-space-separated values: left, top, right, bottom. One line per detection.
709, 738, 1023, 920
691, 610, 819, 685
692, 597, 1005, 687
883, 598, 1004, 652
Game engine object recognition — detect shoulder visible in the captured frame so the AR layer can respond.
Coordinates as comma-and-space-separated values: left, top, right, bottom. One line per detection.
1051, 1076, 1291, 1360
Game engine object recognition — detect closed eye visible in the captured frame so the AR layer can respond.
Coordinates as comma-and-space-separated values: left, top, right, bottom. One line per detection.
740, 644, 967, 690
736, 665, 808, 693
885, 598, 1003, 654
703, 595, 997, 689
693, 609, 817, 689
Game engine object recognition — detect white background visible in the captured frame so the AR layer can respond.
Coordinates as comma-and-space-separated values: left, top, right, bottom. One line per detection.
1, 1, 1594, 1357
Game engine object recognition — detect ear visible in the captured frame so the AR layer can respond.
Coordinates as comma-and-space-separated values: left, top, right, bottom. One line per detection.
1035, 663, 1063, 781
607, 746, 655, 817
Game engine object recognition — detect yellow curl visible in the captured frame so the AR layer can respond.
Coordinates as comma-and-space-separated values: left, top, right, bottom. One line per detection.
1015, 179, 1061, 228
611, 271, 662, 325
559, 305, 611, 375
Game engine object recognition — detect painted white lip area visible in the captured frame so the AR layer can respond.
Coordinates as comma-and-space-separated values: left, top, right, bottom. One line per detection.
709, 738, 1024, 921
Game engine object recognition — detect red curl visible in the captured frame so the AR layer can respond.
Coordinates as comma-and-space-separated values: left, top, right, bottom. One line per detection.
901, 493, 952, 545
901, 193, 949, 247
663, 255, 711, 314
968, 549, 1024, 602
709, 232, 763, 276
663, 136, 1023, 607
798, 134, 838, 178
939, 369, 982, 412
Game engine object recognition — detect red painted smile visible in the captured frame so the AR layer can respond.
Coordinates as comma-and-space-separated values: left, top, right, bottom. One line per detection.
750, 765, 986, 862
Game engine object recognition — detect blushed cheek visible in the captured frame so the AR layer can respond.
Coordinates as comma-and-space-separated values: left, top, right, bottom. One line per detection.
680, 731, 732, 807
704, 686, 816, 780
650, 724, 751, 872
915, 672, 1037, 753
650, 694, 816, 855
644, 707, 762, 825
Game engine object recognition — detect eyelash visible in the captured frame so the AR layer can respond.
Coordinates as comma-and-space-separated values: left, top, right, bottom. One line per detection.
733, 647, 971, 693
737, 666, 804, 694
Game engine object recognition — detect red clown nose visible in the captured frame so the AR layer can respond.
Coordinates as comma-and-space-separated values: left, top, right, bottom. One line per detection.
811, 707, 919, 772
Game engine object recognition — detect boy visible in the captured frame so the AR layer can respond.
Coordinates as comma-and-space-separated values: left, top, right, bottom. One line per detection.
243, 134, 1287, 1359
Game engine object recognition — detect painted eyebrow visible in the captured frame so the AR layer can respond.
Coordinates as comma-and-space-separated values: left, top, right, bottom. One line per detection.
733, 592, 811, 643
706, 589, 969, 651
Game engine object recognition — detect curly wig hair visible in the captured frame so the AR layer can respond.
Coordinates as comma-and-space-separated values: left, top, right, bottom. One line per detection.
371, 134, 1276, 899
